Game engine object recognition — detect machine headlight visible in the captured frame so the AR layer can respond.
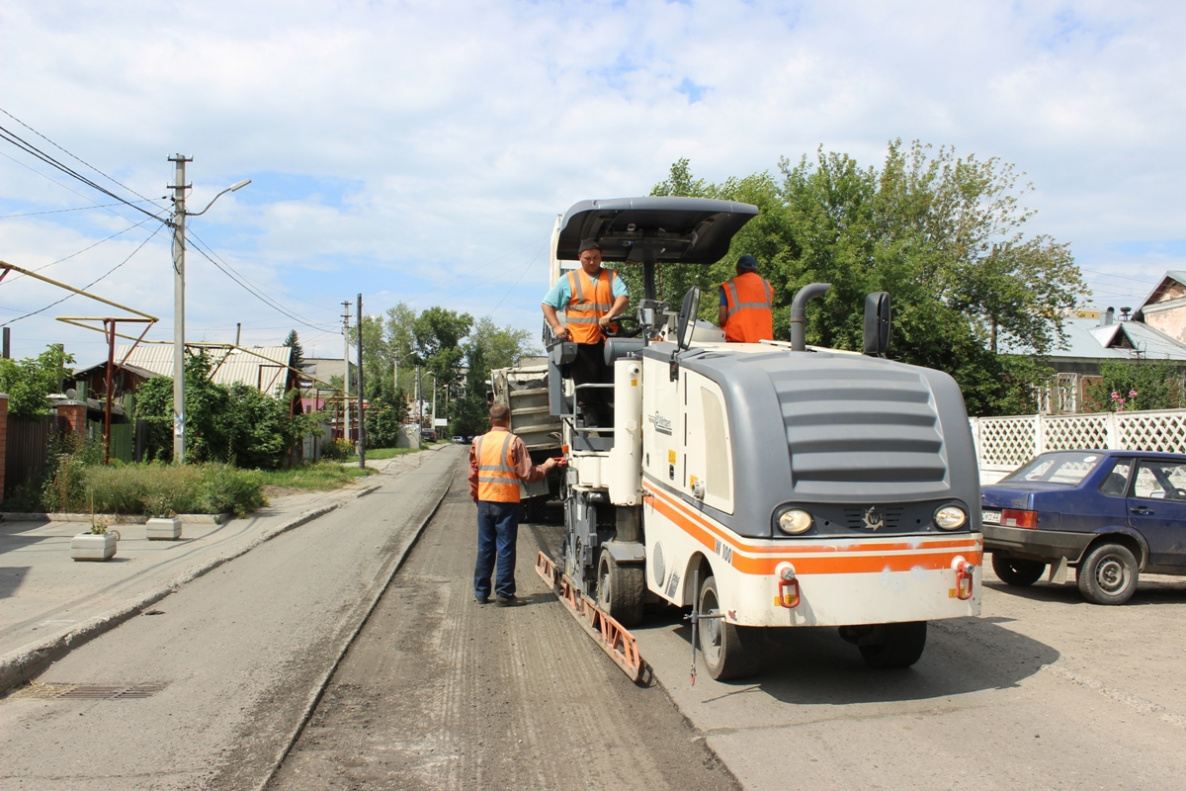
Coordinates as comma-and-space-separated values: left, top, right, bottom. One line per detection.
933, 505, 967, 530
776, 508, 814, 535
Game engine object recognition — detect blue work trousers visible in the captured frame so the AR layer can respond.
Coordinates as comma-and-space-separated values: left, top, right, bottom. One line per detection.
474, 500, 520, 600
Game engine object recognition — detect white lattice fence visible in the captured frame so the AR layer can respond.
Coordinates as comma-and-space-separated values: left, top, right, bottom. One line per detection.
972, 408, 1186, 481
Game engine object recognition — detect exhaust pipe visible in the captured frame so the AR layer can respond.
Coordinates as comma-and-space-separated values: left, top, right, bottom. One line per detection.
790, 283, 831, 351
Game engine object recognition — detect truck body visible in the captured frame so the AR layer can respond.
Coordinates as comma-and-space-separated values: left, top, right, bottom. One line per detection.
490, 357, 563, 517
545, 196, 983, 679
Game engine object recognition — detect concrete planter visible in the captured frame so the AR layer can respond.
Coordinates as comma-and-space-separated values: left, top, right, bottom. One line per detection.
146, 517, 182, 540
71, 532, 117, 562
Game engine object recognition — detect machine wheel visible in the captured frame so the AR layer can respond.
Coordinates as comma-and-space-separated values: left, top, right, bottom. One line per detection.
1077, 542, 1139, 605
697, 576, 761, 680
856, 621, 928, 669
596, 549, 644, 627
991, 554, 1046, 587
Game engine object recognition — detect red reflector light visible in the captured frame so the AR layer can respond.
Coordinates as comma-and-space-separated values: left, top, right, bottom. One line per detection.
1001, 508, 1037, 529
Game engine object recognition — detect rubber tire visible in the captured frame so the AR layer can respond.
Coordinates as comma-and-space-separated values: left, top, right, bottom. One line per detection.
596, 549, 644, 627
1077, 542, 1139, 605
697, 576, 761, 680
858, 621, 928, 669
992, 554, 1047, 587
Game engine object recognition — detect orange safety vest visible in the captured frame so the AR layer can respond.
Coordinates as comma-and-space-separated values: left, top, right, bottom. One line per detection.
475, 431, 520, 503
722, 272, 774, 343
565, 269, 617, 344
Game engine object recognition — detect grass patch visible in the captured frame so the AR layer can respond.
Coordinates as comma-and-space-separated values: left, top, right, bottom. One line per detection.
343, 446, 421, 462
46, 461, 266, 518
258, 460, 374, 497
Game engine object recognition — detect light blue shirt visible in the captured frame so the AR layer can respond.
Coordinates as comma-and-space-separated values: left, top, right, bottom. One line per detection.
543, 268, 629, 309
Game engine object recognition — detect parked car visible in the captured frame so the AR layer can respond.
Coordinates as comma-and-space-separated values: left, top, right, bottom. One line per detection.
982, 449, 1186, 605
423, 430, 437, 442
451, 435, 464, 444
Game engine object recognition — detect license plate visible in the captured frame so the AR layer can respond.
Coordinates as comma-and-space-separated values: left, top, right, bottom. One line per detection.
982, 509, 1001, 525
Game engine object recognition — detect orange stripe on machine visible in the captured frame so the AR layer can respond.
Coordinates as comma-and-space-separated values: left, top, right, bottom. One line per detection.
643, 481, 982, 575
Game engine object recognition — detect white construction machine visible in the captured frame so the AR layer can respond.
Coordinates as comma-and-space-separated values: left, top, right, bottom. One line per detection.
536, 196, 982, 681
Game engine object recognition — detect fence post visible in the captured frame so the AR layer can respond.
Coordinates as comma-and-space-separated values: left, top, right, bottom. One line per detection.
55, 400, 88, 438
1033, 414, 1045, 456
0, 394, 8, 503
1108, 412, 1121, 449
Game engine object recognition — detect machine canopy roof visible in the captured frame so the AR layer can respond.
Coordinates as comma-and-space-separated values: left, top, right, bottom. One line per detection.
556, 197, 759, 265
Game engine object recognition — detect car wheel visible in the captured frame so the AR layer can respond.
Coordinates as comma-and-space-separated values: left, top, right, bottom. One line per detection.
1077, 542, 1139, 605
991, 554, 1046, 587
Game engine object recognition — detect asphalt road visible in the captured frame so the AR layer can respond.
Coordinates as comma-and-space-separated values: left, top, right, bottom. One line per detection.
268, 465, 739, 791
0, 449, 455, 790
4, 443, 1186, 790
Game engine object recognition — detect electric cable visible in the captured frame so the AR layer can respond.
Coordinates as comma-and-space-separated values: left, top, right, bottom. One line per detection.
0, 223, 164, 326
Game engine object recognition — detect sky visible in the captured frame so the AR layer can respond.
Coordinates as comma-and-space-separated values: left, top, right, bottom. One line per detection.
2, 0, 1185, 369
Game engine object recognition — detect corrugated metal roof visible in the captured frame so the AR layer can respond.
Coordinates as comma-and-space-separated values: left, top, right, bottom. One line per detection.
111, 345, 294, 396
1000, 317, 1186, 361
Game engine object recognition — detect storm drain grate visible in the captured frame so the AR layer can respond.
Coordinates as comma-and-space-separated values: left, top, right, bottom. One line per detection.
9, 683, 167, 700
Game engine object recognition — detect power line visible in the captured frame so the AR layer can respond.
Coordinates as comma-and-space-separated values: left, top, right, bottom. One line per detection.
0, 121, 165, 223
186, 232, 339, 333
0, 106, 168, 214
0, 223, 164, 326
1, 215, 159, 284
0, 199, 161, 219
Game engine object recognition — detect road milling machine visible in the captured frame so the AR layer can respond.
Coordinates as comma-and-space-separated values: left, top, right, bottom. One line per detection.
542, 196, 982, 680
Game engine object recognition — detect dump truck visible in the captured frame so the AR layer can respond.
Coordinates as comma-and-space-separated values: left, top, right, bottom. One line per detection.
490, 357, 564, 521
541, 196, 983, 680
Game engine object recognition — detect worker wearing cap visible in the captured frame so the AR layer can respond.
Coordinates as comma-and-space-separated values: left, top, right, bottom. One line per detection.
541, 240, 629, 428
469, 403, 558, 606
718, 254, 774, 343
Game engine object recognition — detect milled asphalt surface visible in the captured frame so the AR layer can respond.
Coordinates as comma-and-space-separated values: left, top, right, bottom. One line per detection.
0, 447, 448, 695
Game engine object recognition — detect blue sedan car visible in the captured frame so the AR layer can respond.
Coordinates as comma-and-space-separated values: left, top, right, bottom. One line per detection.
982, 449, 1186, 605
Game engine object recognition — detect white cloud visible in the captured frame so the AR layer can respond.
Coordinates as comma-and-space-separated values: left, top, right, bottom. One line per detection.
4, 0, 1186, 363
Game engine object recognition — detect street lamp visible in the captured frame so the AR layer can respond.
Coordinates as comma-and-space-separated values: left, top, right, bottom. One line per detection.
169, 154, 251, 463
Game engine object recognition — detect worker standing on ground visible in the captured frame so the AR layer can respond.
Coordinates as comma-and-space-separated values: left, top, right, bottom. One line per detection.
469, 403, 558, 606
718, 254, 775, 343
541, 240, 629, 429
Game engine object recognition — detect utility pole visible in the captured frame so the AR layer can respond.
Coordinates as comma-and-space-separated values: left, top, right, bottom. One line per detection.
416, 363, 423, 436
169, 154, 191, 464
356, 293, 366, 468
342, 301, 351, 442
167, 155, 250, 464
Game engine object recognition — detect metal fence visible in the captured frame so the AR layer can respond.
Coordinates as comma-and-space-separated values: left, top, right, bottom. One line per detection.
971, 408, 1186, 482
4, 414, 71, 493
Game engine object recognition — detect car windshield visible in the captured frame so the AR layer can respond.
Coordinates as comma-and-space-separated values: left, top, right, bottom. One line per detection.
1002, 451, 1105, 486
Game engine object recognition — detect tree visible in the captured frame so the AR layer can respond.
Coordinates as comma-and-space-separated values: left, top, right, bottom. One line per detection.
0, 345, 74, 416
650, 143, 1087, 416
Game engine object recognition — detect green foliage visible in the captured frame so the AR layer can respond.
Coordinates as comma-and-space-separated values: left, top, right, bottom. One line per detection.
364, 404, 403, 448
647, 144, 1088, 416
320, 436, 354, 461
1083, 359, 1186, 412
0, 345, 74, 416
132, 352, 306, 469
40, 459, 265, 518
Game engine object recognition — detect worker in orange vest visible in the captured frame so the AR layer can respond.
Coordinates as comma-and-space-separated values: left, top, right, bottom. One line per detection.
718, 254, 774, 342
468, 403, 559, 606
541, 239, 630, 428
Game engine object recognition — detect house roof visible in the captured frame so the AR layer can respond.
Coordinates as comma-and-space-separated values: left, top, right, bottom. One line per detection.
1028, 317, 1186, 361
97, 345, 295, 396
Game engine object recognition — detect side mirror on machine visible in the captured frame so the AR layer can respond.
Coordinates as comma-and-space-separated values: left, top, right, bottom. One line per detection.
863, 291, 891, 356
676, 286, 701, 351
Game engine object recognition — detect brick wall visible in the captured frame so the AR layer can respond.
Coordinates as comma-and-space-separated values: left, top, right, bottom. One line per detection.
56, 400, 87, 437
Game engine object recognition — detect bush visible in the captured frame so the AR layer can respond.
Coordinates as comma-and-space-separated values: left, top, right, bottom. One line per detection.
38, 459, 265, 518
320, 437, 354, 461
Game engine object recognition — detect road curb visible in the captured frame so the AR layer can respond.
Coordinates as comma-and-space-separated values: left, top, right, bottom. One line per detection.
0, 503, 341, 695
